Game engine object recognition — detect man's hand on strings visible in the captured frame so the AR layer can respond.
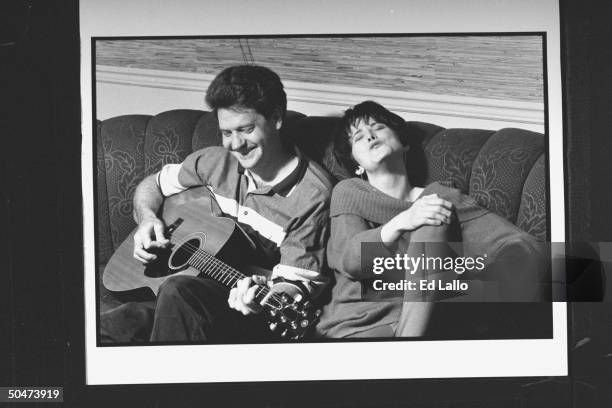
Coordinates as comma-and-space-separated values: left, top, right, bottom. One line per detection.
228, 275, 267, 315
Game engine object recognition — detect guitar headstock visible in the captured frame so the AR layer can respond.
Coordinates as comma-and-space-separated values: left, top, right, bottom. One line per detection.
266, 292, 322, 340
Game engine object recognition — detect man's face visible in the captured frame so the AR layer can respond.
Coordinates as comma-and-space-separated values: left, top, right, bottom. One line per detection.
218, 107, 282, 172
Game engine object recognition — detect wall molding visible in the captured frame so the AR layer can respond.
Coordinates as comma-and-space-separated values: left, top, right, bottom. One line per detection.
96, 65, 544, 128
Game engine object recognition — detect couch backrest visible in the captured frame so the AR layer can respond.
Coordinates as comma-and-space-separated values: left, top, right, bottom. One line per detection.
96, 109, 547, 265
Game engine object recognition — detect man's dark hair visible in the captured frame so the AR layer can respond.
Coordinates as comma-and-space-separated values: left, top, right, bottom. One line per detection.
334, 100, 426, 186
205, 65, 287, 120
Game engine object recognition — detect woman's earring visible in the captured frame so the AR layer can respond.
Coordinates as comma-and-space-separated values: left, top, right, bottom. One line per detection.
355, 166, 365, 176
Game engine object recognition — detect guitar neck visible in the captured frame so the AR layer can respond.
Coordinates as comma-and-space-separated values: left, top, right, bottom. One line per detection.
187, 249, 272, 304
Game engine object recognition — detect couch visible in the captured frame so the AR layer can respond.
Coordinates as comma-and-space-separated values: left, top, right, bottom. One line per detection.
96, 108, 547, 267
96, 109, 550, 335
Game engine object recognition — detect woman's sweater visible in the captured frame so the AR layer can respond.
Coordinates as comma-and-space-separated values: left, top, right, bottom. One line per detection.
315, 177, 539, 338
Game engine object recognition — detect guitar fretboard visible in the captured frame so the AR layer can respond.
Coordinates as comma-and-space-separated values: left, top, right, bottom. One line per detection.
187, 248, 273, 305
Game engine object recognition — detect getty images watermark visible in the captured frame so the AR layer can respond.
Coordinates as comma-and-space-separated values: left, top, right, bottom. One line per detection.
371, 252, 487, 292
357, 241, 612, 302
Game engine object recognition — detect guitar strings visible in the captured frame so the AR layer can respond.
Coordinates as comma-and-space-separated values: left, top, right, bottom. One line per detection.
187, 245, 312, 336
173, 239, 314, 321
176, 241, 289, 309
180, 241, 264, 289
172, 242, 314, 335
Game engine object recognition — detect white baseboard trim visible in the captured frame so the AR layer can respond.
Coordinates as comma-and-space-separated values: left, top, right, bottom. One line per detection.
96, 65, 544, 129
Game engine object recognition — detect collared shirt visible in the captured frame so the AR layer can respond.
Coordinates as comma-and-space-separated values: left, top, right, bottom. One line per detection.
156, 146, 333, 294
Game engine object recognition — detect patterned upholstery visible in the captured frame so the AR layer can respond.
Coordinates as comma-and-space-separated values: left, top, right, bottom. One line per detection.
96, 109, 549, 265
96, 120, 113, 263
516, 154, 547, 241
469, 128, 545, 224
99, 115, 148, 257
424, 129, 494, 193
143, 110, 205, 175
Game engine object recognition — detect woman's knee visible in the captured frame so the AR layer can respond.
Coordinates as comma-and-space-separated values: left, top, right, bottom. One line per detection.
411, 217, 460, 243
411, 224, 451, 242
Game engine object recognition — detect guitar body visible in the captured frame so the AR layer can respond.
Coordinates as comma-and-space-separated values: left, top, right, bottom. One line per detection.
103, 187, 255, 296
102, 187, 322, 339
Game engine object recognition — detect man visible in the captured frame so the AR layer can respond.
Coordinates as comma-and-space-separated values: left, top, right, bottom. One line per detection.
101, 65, 333, 343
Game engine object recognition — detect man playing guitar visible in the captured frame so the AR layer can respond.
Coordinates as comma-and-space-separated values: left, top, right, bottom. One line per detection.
100, 65, 333, 343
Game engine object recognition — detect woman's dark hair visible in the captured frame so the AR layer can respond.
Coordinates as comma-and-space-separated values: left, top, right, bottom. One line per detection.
334, 100, 426, 186
205, 65, 287, 120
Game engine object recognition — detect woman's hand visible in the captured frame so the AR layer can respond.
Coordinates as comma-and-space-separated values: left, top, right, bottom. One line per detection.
398, 193, 454, 230
381, 194, 454, 243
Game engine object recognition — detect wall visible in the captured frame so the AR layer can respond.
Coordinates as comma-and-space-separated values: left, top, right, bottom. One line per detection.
95, 36, 545, 132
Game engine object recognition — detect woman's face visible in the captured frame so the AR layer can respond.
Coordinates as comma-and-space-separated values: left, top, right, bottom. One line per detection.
349, 117, 404, 172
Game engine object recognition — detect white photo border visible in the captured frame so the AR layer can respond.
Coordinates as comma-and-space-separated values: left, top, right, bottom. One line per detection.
81, 0, 568, 385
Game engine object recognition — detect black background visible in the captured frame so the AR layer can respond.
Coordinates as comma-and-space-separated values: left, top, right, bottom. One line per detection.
2, 0, 612, 406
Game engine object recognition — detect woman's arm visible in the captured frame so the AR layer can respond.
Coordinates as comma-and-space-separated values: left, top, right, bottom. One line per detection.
327, 214, 392, 281
329, 193, 456, 281
381, 194, 454, 242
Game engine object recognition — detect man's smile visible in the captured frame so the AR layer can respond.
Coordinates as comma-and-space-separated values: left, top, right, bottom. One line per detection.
234, 144, 257, 157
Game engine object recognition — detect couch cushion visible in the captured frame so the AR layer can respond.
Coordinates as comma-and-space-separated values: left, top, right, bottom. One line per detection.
192, 111, 219, 151
96, 119, 113, 264
284, 116, 345, 180
406, 121, 445, 147
99, 114, 149, 258
99, 109, 206, 263
516, 154, 547, 240
143, 110, 205, 175
469, 128, 545, 224
424, 128, 494, 193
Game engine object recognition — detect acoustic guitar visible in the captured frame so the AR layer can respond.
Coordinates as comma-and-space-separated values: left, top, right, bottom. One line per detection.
102, 187, 321, 340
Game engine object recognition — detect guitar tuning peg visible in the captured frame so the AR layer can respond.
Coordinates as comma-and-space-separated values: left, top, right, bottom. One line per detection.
269, 322, 278, 331
269, 309, 277, 317
300, 310, 309, 317
280, 315, 288, 323
300, 320, 309, 328
291, 335, 299, 340
281, 329, 288, 337
290, 322, 298, 330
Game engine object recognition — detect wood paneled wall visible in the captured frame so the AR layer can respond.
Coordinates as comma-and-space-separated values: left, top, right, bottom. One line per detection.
96, 36, 543, 103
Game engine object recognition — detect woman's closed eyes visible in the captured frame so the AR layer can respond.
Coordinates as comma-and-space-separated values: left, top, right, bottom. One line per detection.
351, 122, 387, 143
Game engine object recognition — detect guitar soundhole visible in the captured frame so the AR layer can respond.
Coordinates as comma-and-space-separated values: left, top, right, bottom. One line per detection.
168, 237, 201, 270
143, 247, 173, 278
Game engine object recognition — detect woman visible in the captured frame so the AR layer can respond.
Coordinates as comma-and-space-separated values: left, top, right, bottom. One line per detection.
315, 101, 544, 339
